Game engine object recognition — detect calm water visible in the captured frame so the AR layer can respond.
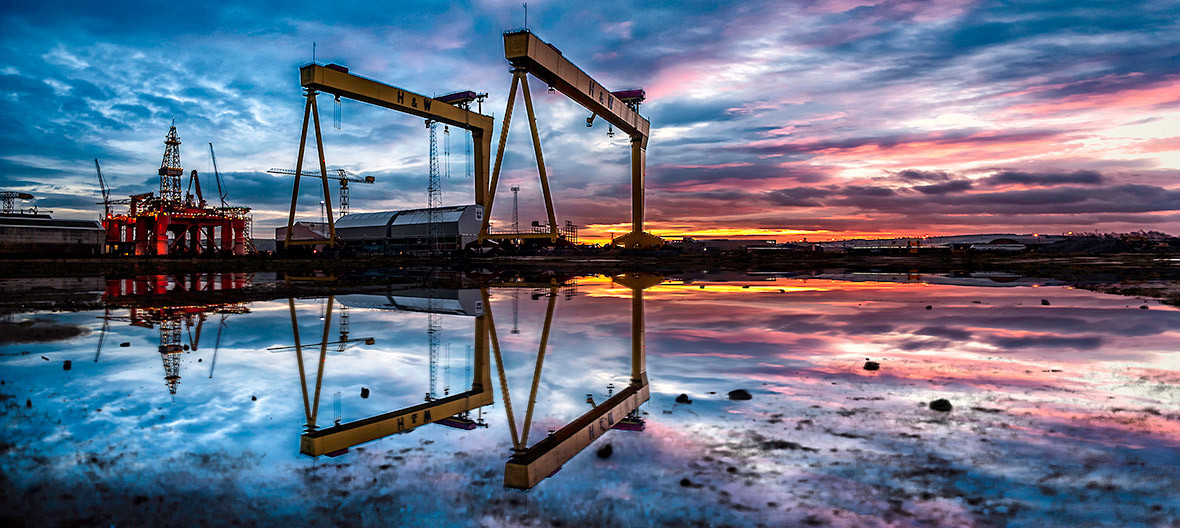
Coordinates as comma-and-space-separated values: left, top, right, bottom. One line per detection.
2, 273, 1178, 527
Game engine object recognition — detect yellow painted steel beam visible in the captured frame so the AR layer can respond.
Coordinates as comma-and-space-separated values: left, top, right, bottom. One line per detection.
299, 64, 495, 208
300, 387, 494, 456
504, 377, 650, 489
503, 31, 650, 148
301, 65, 494, 133
299, 308, 494, 457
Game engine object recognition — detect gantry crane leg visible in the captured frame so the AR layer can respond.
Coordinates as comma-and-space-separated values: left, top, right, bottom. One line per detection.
480, 73, 520, 243
285, 90, 337, 248
518, 74, 559, 242
291, 296, 333, 430
480, 70, 558, 243
483, 287, 520, 448
500, 276, 657, 489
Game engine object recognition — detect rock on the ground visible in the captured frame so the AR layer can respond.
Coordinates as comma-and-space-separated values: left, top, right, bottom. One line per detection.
361, 387, 371, 399
925, 305, 933, 310
596, 443, 613, 459
1041, 299, 1051, 306
675, 393, 692, 404
119, 342, 130, 347
62, 360, 71, 371
930, 399, 953, 412
864, 361, 880, 371
728, 389, 753, 401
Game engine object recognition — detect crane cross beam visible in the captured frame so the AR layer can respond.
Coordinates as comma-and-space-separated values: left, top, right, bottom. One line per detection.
300, 65, 494, 135
503, 31, 650, 147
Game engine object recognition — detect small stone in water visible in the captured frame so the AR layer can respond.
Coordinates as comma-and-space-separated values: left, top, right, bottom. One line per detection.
728, 389, 753, 401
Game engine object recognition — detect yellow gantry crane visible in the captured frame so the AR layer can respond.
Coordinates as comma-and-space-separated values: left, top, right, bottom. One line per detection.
284, 63, 493, 248
291, 291, 492, 456
480, 30, 662, 248
495, 273, 658, 489
285, 274, 661, 490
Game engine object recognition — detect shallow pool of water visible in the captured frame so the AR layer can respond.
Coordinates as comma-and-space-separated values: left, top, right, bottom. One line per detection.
2, 273, 1178, 526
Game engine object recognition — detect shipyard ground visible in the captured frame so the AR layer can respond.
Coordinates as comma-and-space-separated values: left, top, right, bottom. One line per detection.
1, 251, 1177, 312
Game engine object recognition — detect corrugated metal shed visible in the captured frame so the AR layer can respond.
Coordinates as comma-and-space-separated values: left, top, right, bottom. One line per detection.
390, 206, 469, 225
335, 211, 399, 229
0, 214, 104, 255
335, 205, 483, 249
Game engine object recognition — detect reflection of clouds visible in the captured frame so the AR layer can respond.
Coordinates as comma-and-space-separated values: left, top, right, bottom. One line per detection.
3, 277, 1179, 526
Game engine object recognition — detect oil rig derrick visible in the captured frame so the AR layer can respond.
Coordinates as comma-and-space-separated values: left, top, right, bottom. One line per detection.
159, 123, 183, 204
101, 124, 252, 256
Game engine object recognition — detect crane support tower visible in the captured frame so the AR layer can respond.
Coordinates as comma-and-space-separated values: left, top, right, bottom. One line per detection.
479, 30, 662, 248
285, 63, 491, 249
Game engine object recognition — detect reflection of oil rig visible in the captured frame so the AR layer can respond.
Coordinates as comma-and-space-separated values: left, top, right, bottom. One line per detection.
98, 123, 252, 256
288, 274, 659, 490
99, 274, 252, 397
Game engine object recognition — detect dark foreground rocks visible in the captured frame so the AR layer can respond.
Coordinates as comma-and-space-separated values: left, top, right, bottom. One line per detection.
930, 399, 953, 412
728, 389, 752, 401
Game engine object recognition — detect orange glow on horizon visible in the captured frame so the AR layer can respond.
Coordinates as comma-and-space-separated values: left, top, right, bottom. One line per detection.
578, 223, 939, 244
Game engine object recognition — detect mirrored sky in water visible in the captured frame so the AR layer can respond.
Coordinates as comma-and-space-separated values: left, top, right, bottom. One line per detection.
2, 274, 1178, 527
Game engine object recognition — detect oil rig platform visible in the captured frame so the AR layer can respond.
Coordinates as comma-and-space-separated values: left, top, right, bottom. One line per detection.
100, 124, 252, 256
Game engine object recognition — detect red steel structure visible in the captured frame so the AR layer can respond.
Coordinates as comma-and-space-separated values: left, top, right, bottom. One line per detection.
102, 273, 252, 397
103, 124, 251, 256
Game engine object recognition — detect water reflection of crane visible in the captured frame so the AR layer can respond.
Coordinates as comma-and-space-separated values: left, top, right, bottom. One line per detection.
291, 288, 491, 456
288, 274, 658, 491
99, 273, 252, 397
493, 273, 655, 489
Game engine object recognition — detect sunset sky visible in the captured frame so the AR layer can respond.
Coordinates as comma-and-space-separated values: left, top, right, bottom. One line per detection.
1, 0, 1178, 242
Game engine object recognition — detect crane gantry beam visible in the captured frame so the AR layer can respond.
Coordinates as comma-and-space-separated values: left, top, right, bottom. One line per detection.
285, 64, 493, 248
480, 30, 662, 248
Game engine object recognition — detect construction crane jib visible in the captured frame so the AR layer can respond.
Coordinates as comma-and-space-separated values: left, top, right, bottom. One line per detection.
481, 30, 662, 248
285, 63, 494, 248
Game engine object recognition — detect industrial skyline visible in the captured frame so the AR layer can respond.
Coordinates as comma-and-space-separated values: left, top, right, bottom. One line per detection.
1, 1, 1178, 242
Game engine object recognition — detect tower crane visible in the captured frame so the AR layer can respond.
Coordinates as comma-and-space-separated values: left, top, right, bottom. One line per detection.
266, 335, 375, 354
0, 192, 34, 214
268, 168, 374, 217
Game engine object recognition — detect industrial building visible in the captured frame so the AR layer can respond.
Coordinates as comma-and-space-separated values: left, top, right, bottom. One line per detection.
333, 205, 484, 253
668, 237, 778, 253
0, 213, 105, 256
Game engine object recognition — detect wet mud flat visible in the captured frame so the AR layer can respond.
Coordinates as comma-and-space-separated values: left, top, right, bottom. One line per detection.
1, 362, 1177, 527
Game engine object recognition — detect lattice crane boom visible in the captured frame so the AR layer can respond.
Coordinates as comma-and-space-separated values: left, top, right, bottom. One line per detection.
209, 143, 228, 207
268, 168, 374, 218
94, 159, 111, 217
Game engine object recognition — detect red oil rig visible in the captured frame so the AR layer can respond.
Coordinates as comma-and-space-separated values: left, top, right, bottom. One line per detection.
100, 123, 252, 256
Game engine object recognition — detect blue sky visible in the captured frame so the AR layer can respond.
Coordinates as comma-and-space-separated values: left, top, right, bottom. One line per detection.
1, 0, 1178, 240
